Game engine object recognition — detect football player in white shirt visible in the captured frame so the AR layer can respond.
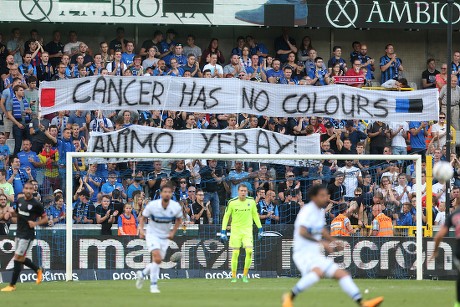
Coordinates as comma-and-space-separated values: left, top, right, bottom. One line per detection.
282, 185, 383, 307
135, 181, 182, 293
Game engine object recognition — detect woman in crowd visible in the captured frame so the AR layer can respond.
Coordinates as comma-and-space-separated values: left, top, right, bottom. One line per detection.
297, 36, 313, 63
200, 38, 225, 67
240, 45, 252, 70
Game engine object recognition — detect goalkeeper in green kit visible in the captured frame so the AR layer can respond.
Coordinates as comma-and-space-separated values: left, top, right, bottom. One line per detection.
220, 184, 263, 283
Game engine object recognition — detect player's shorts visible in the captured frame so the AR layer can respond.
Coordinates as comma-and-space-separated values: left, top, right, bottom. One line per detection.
14, 238, 33, 257
145, 234, 169, 259
293, 252, 339, 278
229, 231, 253, 249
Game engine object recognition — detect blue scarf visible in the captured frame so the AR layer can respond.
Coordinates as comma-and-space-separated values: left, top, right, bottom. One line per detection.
12, 96, 30, 122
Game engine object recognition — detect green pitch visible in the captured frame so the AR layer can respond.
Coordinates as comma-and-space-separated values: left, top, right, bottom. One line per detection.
0, 278, 455, 307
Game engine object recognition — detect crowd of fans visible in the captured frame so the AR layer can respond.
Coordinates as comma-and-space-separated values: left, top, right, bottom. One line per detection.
0, 26, 458, 237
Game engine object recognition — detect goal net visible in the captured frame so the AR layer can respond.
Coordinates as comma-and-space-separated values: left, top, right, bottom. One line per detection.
25, 152, 423, 283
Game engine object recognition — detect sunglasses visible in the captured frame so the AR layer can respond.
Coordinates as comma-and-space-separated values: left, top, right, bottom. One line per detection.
188, 190, 196, 193
439, 117, 446, 119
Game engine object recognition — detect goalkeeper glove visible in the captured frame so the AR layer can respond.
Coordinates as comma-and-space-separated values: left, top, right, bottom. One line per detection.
220, 230, 228, 243
257, 228, 263, 240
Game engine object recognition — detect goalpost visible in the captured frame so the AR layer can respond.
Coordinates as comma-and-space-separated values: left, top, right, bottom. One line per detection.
65, 152, 424, 281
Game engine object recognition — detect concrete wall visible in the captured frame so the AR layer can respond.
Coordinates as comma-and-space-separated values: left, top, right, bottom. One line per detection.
1, 22, 460, 86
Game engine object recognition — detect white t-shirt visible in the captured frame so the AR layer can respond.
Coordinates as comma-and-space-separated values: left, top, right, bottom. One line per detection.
293, 201, 324, 255
142, 199, 182, 239
410, 182, 426, 196
185, 159, 206, 185
430, 123, 447, 148
432, 182, 446, 203
381, 171, 399, 185
389, 122, 409, 147
338, 166, 361, 198
64, 41, 82, 55
394, 184, 411, 204
142, 57, 159, 70
435, 211, 446, 225
106, 61, 127, 74
203, 63, 223, 77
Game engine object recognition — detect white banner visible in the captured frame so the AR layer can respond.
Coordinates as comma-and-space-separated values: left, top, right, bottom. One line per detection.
40, 76, 439, 122
4, 0, 268, 25
87, 126, 320, 164
4, 0, 460, 29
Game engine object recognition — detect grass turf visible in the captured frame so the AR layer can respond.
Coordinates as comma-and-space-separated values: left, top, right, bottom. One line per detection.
0, 278, 455, 307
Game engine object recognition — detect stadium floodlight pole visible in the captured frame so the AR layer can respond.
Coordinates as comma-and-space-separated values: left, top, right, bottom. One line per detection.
445, 0, 454, 230
64, 152, 424, 281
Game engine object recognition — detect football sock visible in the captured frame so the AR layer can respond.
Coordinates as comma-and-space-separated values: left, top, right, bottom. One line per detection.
292, 272, 320, 297
11, 260, 22, 286
231, 249, 240, 278
243, 248, 252, 276
339, 275, 362, 303
23, 258, 39, 273
150, 262, 159, 286
142, 263, 151, 277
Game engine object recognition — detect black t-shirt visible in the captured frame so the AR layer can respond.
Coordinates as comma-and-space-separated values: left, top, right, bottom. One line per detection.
44, 41, 65, 68
0, 43, 8, 70
367, 122, 389, 148
285, 118, 298, 136
96, 205, 114, 235
191, 202, 210, 224
71, 53, 93, 65
422, 69, 440, 89
141, 40, 161, 53
111, 200, 124, 216
320, 133, 340, 154
278, 181, 298, 197
148, 172, 168, 196
446, 207, 460, 259
109, 38, 128, 53
199, 166, 223, 192
16, 197, 45, 239
328, 183, 346, 202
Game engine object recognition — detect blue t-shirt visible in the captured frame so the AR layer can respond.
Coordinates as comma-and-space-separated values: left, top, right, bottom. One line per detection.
0, 145, 10, 169
57, 138, 76, 165
227, 170, 252, 198
121, 53, 135, 66
167, 54, 187, 67
409, 122, 427, 149
249, 43, 269, 64
85, 173, 102, 202
17, 150, 40, 177
308, 68, 329, 85
265, 69, 283, 81
327, 57, 347, 72
101, 182, 124, 195
168, 67, 184, 77
127, 183, 143, 199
